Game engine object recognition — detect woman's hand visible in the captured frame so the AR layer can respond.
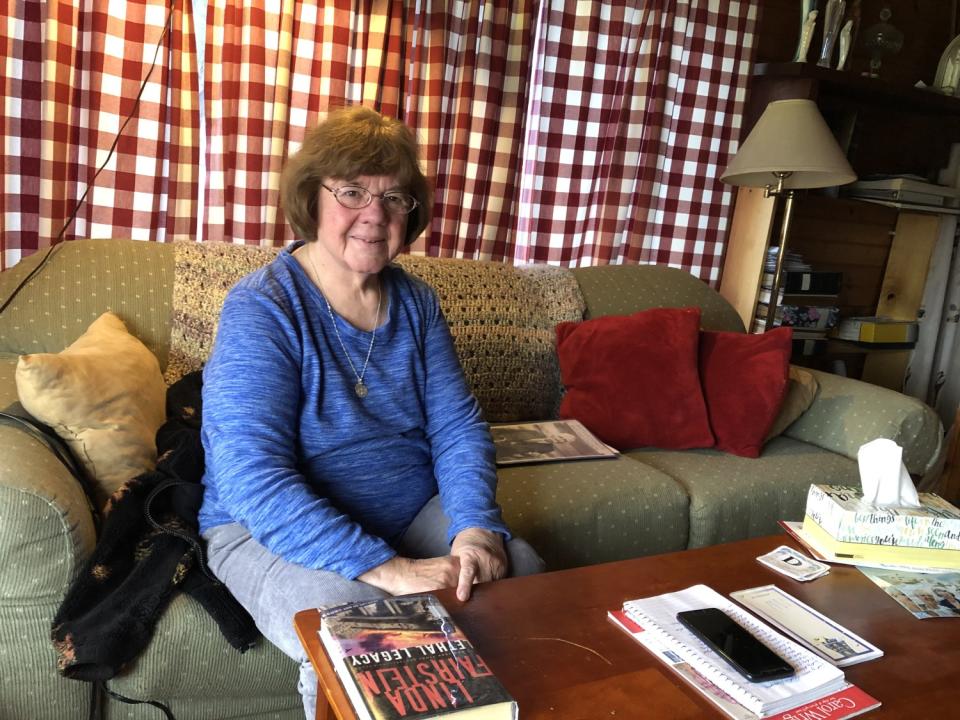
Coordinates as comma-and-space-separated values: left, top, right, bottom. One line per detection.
358, 555, 461, 596
451, 528, 507, 601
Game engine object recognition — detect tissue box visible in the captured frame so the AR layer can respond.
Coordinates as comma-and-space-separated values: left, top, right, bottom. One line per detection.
804, 484, 960, 551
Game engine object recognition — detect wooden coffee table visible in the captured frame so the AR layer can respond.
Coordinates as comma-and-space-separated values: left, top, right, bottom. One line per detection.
294, 535, 960, 719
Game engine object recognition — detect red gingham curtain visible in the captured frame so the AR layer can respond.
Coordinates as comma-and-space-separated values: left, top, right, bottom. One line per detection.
405, 2, 536, 261
1, 1, 757, 283
0, 0, 200, 270
203, 0, 408, 247
515, 2, 757, 281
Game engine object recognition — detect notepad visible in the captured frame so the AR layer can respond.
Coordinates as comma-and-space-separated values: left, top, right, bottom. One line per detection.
621, 584, 847, 717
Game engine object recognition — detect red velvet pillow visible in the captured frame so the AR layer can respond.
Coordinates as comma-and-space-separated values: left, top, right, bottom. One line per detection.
555, 307, 714, 451
699, 328, 793, 458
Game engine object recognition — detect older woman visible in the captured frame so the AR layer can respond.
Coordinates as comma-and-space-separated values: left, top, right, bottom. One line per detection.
199, 106, 544, 719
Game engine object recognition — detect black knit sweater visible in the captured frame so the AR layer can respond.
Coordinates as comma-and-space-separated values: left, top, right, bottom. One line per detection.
51, 371, 259, 681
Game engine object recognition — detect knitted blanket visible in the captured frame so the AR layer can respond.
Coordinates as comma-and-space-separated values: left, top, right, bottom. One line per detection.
164, 241, 586, 421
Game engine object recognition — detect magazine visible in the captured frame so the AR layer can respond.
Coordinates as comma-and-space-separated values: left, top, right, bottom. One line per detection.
857, 567, 960, 619
490, 419, 618, 465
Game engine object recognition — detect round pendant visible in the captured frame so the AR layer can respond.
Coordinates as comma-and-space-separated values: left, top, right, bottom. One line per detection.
354, 381, 368, 398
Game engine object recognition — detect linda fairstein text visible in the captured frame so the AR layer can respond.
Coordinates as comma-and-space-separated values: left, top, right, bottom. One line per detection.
352, 641, 499, 716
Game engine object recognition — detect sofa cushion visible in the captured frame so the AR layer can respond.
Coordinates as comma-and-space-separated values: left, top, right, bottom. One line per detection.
106, 594, 300, 715
699, 328, 792, 458
165, 242, 585, 422
766, 366, 819, 440
555, 307, 714, 451
15, 312, 167, 508
628, 436, 861, 549
496, 455, 690, 570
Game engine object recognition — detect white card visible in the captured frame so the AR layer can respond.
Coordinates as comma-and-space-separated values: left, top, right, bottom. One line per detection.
757, 545, 830, 581
731, 585, 883, 667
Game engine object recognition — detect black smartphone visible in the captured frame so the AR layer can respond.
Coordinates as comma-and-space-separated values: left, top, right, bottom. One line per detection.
676, 608, 795, 682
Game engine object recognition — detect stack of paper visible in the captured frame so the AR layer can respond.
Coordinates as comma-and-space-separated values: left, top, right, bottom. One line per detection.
621, 585, 846, 716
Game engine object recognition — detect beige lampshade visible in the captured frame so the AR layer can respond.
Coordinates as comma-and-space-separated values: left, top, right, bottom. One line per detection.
721, 99, 857, 189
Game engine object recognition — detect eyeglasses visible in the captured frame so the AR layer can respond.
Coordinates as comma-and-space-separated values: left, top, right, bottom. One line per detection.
321, 183, 419, 215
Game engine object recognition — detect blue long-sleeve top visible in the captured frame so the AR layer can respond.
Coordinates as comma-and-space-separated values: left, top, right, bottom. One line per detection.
199, 242, 510, 579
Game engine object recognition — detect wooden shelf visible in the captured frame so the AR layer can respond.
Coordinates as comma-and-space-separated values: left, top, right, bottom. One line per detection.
753, 62, 960, 116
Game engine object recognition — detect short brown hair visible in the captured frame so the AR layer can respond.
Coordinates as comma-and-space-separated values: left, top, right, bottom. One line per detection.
281, 106, 430, 245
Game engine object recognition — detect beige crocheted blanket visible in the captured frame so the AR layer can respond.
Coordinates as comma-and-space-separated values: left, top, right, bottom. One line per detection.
165, 242, 585, 422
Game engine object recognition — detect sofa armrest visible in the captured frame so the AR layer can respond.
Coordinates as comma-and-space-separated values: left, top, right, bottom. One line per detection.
784, 368, 944, 477
0, 424, 96, 603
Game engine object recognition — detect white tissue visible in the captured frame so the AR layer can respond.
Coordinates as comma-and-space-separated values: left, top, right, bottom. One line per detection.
857, 438, 921, 508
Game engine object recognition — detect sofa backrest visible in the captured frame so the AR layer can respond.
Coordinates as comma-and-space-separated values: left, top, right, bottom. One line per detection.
165, 241, 585, 422
0, 239, 175, 368
1, 239, 746, 423
573, 264, 745, 332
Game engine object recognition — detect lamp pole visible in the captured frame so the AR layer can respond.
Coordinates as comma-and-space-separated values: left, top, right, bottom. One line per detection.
764, 171, 796, 332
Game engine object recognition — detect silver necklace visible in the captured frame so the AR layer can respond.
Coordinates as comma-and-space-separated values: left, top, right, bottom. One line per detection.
306, 250, 381, 399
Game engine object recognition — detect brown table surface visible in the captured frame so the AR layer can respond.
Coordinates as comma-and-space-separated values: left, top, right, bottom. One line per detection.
294, 535, 960, 719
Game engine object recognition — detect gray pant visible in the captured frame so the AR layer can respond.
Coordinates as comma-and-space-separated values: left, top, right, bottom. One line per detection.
203, 495, 545, 720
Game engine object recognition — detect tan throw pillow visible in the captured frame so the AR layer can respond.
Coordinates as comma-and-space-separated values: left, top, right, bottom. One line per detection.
766, 366, 819, 441
15, 311, 167, 508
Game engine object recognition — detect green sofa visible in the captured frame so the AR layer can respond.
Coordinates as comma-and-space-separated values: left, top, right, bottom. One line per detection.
0, 239, 944, 719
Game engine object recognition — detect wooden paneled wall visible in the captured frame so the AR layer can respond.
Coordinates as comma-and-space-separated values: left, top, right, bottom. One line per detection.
786, 195, 898, 318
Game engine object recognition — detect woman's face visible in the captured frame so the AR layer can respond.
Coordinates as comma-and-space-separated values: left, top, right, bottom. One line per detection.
314, 174, 409, 277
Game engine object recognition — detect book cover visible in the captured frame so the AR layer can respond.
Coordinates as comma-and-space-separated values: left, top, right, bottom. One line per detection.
762, 272, 842, 295
805, 484, 960, 551
490, 419, 618, 465
608, 609, 880, 719
757, 289, 839, 307
835, 318, 918, 345
755, 303, 839, 331
780, 520, 960, 574
319, 595, 517, 720
800, 516, 960, 570
846, 177, 960, 204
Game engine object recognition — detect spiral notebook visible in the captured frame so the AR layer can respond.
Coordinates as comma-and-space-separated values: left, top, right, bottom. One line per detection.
620, 585, 847, 717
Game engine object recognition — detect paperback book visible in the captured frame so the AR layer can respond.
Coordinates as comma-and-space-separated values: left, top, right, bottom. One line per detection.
779, 520, 959, 574
804, 484, 960, 551
490, 419, 618, 465
761, 271, 842, 295
755, 302, 839, 331
319, 595, 516, 720
799, 516, 960, 570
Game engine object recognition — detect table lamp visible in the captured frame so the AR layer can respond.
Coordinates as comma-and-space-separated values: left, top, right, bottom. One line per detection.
721, 98, 856, 332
